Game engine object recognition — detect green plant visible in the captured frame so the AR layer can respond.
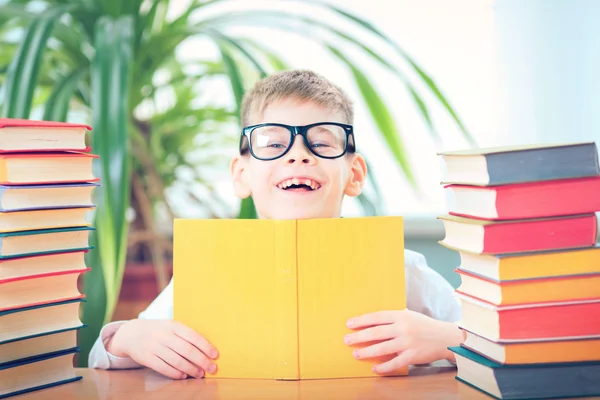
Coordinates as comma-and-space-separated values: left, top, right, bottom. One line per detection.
0, 0, 473, 366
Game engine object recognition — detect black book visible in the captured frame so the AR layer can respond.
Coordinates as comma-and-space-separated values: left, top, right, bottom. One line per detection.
438, 142, 599, 186
450, 346, 600, 400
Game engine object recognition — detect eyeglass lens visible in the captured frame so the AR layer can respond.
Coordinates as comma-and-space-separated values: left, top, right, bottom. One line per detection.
250, 125, 347, 159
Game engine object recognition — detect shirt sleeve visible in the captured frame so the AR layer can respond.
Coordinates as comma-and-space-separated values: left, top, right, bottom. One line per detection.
404, 249, 462, 323
87, 321, 144, 369
88, 277, 175, 369
138, 277, 174, 320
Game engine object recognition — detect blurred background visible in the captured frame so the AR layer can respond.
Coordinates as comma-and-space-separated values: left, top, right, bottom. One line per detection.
1, 0, 598, 365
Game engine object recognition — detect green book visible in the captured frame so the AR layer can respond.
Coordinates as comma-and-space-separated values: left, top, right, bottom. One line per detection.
0, 226, 93, 259
450, 346, 600, 399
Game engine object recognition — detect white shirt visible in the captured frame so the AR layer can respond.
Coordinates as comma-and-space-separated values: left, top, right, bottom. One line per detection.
88, 249, 461, 369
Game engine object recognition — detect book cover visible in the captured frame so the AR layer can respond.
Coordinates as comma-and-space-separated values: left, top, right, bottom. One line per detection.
460, 329, 600, 365
450, 346, 600, 400
0, 207, 93, 233
438, 213, 597, 255
438, 142, 600, 186
173, 216, 406, 380
0, 299, 84, 344
0, 250, 88, 281
0, 325, 85, 346
0, 348, 81, 399
453, 244, 600, 281
0, 182, 99, 212
0, 226, 93, 259
458, 294, 600, 342
0, 268, 89, 312
445, 176, 600, 220
455, 268, 600, 306
0, 118, 90, 130
0, 346, 79, 368
0, 118, 91, 153
0, 152, 99, 185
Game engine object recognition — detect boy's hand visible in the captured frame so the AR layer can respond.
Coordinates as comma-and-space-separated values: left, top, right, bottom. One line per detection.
106, 319, 219, 380
344, 309, 464, 374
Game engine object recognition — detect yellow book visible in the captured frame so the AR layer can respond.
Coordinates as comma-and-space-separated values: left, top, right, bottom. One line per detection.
456, 269, 600, 306
452, 245, 600, 281
462, 330, 600, 365
173, 216, 406, 380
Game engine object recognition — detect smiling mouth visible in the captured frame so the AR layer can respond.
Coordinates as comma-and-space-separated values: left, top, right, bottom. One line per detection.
277, 178, 321, 192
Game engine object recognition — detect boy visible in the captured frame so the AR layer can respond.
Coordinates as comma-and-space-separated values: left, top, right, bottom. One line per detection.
89, 70, 464, 380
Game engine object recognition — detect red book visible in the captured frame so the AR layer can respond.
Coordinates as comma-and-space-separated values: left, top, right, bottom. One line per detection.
0, 268, 89, 312
0, 118, 91, 153
457, 294, 600, 342
438, 213, 597, 255
445, 176, 600, 220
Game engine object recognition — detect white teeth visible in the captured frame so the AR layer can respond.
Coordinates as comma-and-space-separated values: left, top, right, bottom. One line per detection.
277, 178, 321, 190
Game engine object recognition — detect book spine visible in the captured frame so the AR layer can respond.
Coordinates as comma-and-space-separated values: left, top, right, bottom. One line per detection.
486, 144, 600, 185
485, 214, 596, 254
272, 221, 299, 379
0, 158, 6, 184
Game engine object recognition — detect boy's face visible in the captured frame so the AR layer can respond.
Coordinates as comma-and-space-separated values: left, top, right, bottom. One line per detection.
230, 97, 367, 220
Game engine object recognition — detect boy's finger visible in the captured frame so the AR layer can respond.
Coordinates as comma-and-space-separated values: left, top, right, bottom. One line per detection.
145, 355, 188, 380
344, 324, 395, 345
172, 321, 219, 359
372, 350, 413, 374
169, 335, 217, 374
347, 310, 399, 329
352, 337, 405, 360
154, 346, 203, 379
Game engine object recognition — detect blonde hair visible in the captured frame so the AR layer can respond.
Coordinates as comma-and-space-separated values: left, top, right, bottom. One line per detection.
240, 70, 354, 127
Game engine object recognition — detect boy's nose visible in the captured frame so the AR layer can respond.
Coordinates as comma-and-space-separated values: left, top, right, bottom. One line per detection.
284, 136, 316, 164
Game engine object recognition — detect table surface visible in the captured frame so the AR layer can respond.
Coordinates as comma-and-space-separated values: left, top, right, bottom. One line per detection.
14, 363, 600, 400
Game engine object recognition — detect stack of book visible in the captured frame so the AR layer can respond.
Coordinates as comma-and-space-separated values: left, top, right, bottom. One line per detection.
0, 118, 99, 398
437, 142, 600, 400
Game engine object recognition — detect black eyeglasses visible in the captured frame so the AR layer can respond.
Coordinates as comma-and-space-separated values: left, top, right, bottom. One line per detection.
239, 122, 356, 161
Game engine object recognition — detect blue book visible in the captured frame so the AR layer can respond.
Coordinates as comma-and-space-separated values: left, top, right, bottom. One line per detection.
0, 182, 99, 212
0, 348, 81, 399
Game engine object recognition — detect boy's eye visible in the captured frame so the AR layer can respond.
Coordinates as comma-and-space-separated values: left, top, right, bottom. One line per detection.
268, 143, 286, 148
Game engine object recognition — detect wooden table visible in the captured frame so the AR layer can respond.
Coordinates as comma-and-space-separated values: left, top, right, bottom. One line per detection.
13, 362, 492, 400
15, 362, 600, 400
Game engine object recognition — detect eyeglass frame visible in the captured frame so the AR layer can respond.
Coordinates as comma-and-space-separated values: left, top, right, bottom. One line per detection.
239, 122, 356, 161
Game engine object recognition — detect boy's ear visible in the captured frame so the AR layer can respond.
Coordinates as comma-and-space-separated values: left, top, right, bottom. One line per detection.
230, 155, 252, 199
344, 153, 367, 197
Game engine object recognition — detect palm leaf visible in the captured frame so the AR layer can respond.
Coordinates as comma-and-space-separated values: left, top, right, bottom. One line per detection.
213, 37, 259, 219
217, 40, 245, 114
238, 196, 258, 219
201, 10, 467, 144
1, 5, 73, 118
43, 67, 87, 121
239, 38, 291, 72
329, 46, 417, 189
80, 15, 134, 367
206, 29, 267, 78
